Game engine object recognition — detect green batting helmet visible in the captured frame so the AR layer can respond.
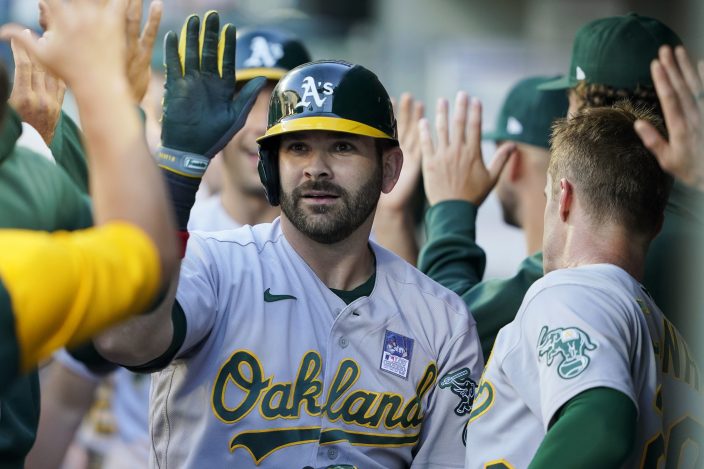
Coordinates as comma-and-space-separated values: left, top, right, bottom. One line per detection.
235, 28, 311, 83
256, 60, 398, 206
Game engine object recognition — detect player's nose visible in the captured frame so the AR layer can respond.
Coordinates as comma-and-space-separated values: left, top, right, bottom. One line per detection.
303, 149, 332, 180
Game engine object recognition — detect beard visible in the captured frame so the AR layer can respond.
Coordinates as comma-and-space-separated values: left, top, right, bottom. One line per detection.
498, 189, 520, 228
280, 165, 383, 244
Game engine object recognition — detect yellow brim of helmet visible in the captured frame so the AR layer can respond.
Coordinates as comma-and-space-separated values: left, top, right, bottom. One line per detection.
236, 68, 288, 82
256, 116, 395, 143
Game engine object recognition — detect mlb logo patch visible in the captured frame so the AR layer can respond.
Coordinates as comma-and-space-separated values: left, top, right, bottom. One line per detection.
380, 330, 414, 379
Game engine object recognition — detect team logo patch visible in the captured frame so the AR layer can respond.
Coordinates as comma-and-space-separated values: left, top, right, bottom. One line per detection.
537, 326, 597, 379
242, 36, 283, 68
380, 330, 414, 379
439, 368, 477, 416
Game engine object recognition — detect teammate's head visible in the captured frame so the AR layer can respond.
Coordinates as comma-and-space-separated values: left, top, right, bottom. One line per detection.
539, 13, 681, 118
219, 28, 311, 196
543, 103, 672, 272
485, 76, 568, 231
257, 60, 402, 244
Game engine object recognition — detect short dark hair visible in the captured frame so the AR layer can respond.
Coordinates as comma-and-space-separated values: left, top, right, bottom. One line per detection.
549, 102, 672, 239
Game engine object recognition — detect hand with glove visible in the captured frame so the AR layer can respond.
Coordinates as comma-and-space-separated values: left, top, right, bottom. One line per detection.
157, 11, 266, 233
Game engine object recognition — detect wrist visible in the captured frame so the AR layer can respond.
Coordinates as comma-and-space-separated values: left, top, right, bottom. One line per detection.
70, 75, 130, 102
157, 147, 210, 178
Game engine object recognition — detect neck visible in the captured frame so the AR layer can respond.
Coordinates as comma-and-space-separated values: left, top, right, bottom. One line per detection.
555, 223, 648, 281
280, 214, 376, 290
220, 183, 279, 226
518, 194, 546, 255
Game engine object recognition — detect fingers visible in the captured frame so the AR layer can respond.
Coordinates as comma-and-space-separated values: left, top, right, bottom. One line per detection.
10, 35, 32, 88
413, 100, 425, 124
179, 15, 200, 76
651, 57, 685, 135
674, 46, 703, 98
164, 31, 182, 78
125, 0, 142, 56
466, 96, 482, 152
31, 44, 47, 96
398, 93, 413, 134
139, 1, 163, 53
220, 24, 236, 81
451, 91, 469, 146
489, 141, 517, 183
1, 26, 41, 60
435, 98, 449, 148
659, 46, 698, 120
200, 11, 220, 75
418, 118, 435, 161
634, 119, 669, 166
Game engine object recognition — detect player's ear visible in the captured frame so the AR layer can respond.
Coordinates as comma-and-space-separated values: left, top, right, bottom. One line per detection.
558, 177, 573, 222
381, 145, 403, 194
506, 146, 523, 183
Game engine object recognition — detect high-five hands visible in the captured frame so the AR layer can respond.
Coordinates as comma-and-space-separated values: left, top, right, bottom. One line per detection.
420, 91, 516, 207
635, 45, 704, 191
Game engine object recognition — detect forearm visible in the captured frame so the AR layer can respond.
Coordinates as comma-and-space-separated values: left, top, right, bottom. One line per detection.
25, 362, 99, 469
74, 75, 177, 281
529, 388, 637, 469
92, 270, 179, 367
418, 200, 486, 295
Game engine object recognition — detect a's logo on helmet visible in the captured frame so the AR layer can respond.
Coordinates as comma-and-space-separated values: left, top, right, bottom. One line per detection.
537, 325, 597, 379
243, 36, 284, 68
296, 76, 334, 109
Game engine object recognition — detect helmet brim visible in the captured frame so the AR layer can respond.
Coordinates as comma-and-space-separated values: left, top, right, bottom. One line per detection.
256, 116, 396, 144
236, 68, 288, 83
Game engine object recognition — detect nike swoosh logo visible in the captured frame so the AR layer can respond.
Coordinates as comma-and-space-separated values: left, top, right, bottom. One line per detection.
264, 288, 297, 302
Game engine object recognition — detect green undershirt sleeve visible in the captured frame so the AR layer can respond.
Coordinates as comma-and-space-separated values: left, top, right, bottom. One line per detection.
418, 200, 486, 295
528, 387, 637, 469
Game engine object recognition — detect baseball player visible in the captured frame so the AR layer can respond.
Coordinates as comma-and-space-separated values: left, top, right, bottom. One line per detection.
417, 13, 703, 363
92, 12, 483, 468
466, 104, 702, 468
483, 76, 568, 255
28, 25, 312, 469
0, 0, 176, 394
188, 27, 311, 230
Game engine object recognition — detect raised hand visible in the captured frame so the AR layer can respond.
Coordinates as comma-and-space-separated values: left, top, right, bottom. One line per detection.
0, 0, 129, 91
419, 91, 515, 207
635, 45, 704, 191
378, 93, 425, 211
125, 0, 163, 103
374, 93, 425, 264
8, 33, 66, 144
158, 11, 266, 177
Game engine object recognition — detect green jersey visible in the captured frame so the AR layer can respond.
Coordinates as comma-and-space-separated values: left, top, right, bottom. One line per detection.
0, 108, 91, 468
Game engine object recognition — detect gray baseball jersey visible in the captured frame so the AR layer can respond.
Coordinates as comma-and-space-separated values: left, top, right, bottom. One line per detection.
187, 194, 241, 232
465, 264, 703, 469
150, 219, 483, 468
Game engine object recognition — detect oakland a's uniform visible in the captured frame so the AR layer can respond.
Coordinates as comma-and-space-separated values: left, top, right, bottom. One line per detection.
466, 264, 703, 468
149, 219, 483, 468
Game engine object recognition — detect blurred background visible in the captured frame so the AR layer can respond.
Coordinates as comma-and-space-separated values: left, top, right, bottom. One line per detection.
2, 0, 703, 278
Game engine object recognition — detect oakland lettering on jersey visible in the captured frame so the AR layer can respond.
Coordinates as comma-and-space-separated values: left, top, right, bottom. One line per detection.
211, 350, 437, 463
661, 317, 700, 392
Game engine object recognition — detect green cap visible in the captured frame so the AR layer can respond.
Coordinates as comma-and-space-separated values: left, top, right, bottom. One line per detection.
483, 76, 568, 149
539, 13, 682, 91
